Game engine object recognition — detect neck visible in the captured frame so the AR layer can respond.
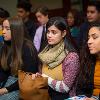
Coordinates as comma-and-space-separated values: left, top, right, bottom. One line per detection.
44, 18, 49, 25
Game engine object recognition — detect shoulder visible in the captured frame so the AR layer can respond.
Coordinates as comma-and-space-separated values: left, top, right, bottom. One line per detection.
63, 52, 79, 64
23, 40, 37, 54
25, 19, 35, 25
37, 26, 43, 31
62, 52, 80, 72
35, 26, 43, 34
65, 52, 79, 60
80, 22, 89, 30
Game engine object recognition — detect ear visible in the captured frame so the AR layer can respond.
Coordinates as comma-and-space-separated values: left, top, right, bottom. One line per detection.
62, 30, 66, 38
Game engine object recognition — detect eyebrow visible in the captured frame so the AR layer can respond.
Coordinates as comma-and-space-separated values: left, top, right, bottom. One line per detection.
89, 33, 97, 36
3, 26, 10, 28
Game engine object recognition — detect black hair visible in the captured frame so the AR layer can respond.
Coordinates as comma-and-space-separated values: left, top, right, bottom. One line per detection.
87, 1, 100, 12
46, 16, 76, 52
0, 8, 10, 18
76, 22, 100, 96
35, 6, 49, 16
17, 0, 32, 12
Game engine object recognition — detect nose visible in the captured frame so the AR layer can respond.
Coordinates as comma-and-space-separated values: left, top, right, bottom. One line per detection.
2, 28, 6, 35
47, 32, 52, 37
88, 37, 93, 45
87, 12, 91, 18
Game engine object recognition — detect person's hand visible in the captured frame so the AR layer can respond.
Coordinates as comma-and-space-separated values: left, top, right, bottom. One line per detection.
42, 73, 49, 77
0, 88, 8, 95
32, 72, 41, 79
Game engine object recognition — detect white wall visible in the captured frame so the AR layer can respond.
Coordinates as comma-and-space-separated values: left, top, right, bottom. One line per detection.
0, 0, 17, 17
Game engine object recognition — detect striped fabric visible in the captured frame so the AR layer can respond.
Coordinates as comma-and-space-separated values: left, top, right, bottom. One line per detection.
0, 76, 19, 100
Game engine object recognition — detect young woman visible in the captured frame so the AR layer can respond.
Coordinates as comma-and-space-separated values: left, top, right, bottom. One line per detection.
66, 9, 81, 49
33, 17, 80, 100
76, 23, 100, 100
0, 17, 39, 100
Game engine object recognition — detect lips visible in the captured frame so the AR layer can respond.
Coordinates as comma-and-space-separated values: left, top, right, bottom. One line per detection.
87, 17, 93, 21
88, 47, 94, 51
48, 39, 52, 42
48, 40, 52, 42
88, 45, 93, 49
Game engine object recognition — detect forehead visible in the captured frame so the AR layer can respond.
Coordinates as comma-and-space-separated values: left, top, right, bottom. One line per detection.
48, 25, 59, 31
17, 8, 26, 13
36, 12, 45, 17
89, 27, 100, 35
67, 12, 73, 17
3, 20, 9, 26
87, 6, 97, 11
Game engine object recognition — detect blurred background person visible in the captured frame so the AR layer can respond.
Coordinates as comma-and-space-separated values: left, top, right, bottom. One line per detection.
79, 1, 100, 50
33, 6, 49, 52
16, 0, 37, 41
66, 9, 82, 49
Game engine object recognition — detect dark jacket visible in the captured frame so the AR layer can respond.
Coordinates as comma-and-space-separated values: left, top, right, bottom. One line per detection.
0, 41, 39, 92
25, 19, 37, 41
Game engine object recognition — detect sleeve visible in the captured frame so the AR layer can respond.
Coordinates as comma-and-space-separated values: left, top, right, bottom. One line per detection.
0, 68, 9, 83
22, 44, 39, 73
5, 80, 19, 92
47, 52, 79, 93
33, 27, 42, 52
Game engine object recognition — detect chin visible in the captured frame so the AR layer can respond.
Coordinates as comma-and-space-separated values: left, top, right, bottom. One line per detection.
48, 43, 53, 45
90, 51, 96, 54
88, 20, 94, 23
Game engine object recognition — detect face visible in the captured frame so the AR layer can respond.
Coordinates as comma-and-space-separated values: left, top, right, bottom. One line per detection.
87, 6, 100, 22
47, 25, 66, 45
17, 8, 29, 20
2, 20, 11, 41
35, 12, 48, 25
67, 12, 74, 27
88, 27, 100, 54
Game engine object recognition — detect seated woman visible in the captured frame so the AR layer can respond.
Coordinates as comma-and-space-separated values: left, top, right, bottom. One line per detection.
76, 22, 100, 100
33, 17, 80, 100
66, 9, 82, 49
0, 17, 39, 100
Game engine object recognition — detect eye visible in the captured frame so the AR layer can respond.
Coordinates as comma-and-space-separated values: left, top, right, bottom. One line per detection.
52, 30, 57, 35
47, 30, 57, 35
2, 26, 10, 31
47, 30, 50, 34
92, 35, 98, 39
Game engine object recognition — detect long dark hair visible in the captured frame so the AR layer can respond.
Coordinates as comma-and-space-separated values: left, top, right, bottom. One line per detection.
0, 17, 35, 75
67, 9, 83, 27
46, 16, 77, 52
76, 22, 100, 95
